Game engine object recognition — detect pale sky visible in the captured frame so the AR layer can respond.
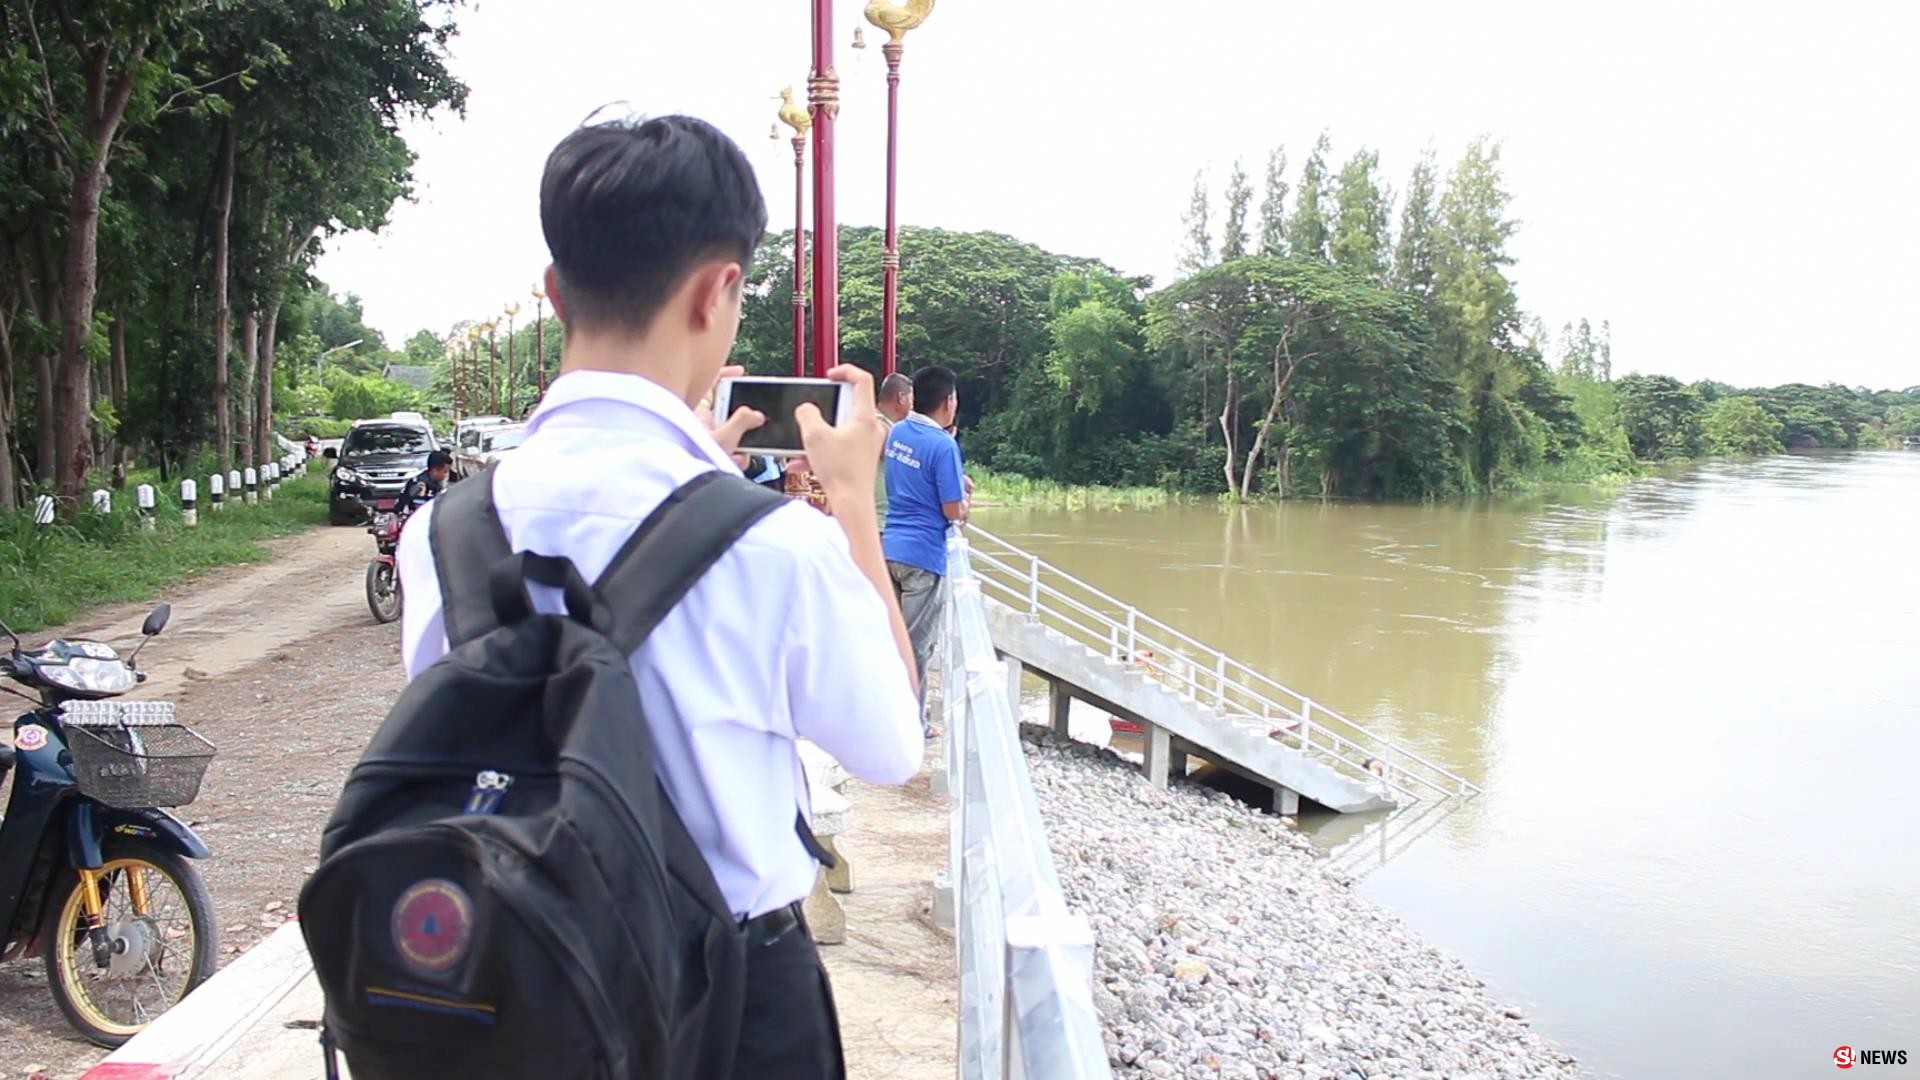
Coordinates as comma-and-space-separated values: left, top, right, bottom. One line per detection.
316, 0, 1918, 390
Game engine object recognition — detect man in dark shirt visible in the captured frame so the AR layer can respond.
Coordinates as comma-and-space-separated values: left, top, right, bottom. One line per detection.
398, 450, 452, 516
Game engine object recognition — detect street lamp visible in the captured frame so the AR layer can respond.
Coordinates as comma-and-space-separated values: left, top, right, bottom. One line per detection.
466, 327, 483, 415
503, 303, 521, 417
776, 87, 812, 378
863, 0, 936, 378
482, 320, 500, 414
531, 286, 548, 399
315, 338, 363, 380
445, 333, 463, 417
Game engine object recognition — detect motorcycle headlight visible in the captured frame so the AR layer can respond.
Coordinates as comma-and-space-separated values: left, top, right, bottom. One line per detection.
39, 658, 138, 694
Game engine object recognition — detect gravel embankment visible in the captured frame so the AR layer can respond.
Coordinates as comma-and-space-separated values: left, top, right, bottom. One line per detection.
1023, 730, 1580, 1080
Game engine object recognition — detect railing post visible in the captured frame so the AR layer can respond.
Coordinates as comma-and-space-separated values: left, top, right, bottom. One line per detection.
1300, 698, 1315, 751
1214, 653, 1226, 708
1027, 555, 1040, 615
1124, 608, 1136, 658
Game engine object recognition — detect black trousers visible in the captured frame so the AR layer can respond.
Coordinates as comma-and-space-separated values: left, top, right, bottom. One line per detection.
726, 913, 846, 1080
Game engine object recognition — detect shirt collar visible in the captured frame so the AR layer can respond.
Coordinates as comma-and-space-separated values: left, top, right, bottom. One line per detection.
904, 412, 945, 430
525, 370, 739, 474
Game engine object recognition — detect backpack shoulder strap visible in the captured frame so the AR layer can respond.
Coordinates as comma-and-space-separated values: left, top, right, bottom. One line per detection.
595, 469, 841, 871
427, 465, 514, 647
592, 469, 786, 656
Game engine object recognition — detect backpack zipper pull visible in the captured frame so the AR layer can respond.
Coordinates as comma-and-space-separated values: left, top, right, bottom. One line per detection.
464, 770, 513, 815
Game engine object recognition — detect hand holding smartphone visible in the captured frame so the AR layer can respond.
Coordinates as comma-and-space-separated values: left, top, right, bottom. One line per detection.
713, 377, 854, 457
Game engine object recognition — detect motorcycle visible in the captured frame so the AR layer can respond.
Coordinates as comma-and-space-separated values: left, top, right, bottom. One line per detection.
305, 435, 320, 461
0, 603, 219, 1047
366, 511, 403, 624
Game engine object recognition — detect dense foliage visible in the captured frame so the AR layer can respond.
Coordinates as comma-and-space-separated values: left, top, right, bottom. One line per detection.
713, 138, 1916, 499
0, 0, 466, 509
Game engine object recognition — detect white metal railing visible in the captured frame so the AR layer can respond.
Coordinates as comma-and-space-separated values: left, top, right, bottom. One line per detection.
944, 532, 1114, 1080
963, 525, 1481, 803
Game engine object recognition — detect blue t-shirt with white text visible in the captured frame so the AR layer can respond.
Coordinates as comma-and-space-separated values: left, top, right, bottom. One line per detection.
882, 414, 964, 576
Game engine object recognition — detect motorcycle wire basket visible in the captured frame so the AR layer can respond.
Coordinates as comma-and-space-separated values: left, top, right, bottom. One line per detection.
59, 701, 216, 809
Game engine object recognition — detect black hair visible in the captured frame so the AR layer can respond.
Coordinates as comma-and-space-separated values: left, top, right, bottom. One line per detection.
427, 450, 453, 470
539, 113, 768, 335
911, 366, 957, 416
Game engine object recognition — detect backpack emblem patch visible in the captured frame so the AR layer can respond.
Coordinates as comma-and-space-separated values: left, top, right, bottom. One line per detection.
391, 879, 474, 973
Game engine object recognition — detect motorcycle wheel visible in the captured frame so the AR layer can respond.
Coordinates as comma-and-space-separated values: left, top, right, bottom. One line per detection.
366, 560, 402, 623
42, 839, 218, 1048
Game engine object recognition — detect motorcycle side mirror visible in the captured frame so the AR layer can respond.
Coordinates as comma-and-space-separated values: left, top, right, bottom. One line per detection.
323, 447, 339, 460
141, 603, 171, 637
128, 603, 170, 670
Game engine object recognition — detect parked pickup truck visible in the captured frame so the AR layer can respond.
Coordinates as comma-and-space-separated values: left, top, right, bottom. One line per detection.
453, 423, 526, 479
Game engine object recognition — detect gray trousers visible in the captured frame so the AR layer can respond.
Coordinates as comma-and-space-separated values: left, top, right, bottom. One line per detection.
887, 561, 944, 693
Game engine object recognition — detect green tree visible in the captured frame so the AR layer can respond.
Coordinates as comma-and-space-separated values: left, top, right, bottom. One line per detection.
1257, 146, 1288, 256
405, 329, 444, 365
1286, 133, 1333, 262
1749, 383, 1875, 448
1330, 148, 1390, 280
1615, 374, 1704, 459
1391, 149, 1438, 296
8, 0, 202, 502
1150, 256, 1458, 499
1220, 160, 1252, 260
1430, 138, 1542, 487
1702, 395, 1784, 456
1179, 170, 1212, 274
1557, 318, 1597, 378
1887, 404, 1920, 439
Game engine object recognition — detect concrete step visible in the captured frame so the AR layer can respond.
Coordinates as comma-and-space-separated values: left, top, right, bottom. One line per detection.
81, 922, 333, 1080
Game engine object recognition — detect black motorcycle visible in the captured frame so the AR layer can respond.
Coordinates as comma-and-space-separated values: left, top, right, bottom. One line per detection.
0, 603, 220, 1047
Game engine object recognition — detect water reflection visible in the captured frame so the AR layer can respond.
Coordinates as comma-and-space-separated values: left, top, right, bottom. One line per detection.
977, 451, 1920, 1080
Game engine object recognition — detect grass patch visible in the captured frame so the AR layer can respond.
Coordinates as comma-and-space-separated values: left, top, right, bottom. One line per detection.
0, 474, 329, 632
969, 468, 1185, 511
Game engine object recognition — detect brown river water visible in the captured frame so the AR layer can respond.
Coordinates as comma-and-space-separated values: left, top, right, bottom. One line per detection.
975, 450, 1920, 1080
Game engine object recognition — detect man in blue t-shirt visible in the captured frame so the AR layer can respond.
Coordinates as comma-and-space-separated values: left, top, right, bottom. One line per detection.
883, 365, 968, 732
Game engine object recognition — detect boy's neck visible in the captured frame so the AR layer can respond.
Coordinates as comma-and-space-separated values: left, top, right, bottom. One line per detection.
558, 330, 703, 405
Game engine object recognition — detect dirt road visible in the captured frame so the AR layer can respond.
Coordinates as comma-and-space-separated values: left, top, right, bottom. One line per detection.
0, 524, 396, 1078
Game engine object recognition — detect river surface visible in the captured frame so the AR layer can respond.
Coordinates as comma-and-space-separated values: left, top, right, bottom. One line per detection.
975, 451, 1920, 1080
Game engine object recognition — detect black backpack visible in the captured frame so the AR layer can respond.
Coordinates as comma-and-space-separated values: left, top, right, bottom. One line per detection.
299, 468, 826, 1080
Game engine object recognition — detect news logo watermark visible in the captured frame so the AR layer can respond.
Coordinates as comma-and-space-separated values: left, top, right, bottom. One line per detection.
1835, 1046, 1908, 1069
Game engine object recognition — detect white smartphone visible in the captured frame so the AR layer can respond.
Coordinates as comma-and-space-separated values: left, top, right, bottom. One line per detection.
713, 376, 854, 457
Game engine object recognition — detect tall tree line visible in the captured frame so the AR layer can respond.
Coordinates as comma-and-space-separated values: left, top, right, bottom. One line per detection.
715, 136, 1915, 500
0, 0, 465, 511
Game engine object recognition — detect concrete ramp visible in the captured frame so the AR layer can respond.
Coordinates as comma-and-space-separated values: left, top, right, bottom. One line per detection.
983, 598, 1394, 813
956, 528, 1479, 813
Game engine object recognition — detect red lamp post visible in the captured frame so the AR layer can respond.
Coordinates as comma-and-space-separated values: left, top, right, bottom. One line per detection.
807, 0, 841, 378
863, 1, 935, 378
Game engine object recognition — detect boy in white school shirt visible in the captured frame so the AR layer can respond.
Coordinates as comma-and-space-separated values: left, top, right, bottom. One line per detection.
397, 114, 921, 1080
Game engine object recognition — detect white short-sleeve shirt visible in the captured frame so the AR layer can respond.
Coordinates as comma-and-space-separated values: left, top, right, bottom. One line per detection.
398, 370, 922, 919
